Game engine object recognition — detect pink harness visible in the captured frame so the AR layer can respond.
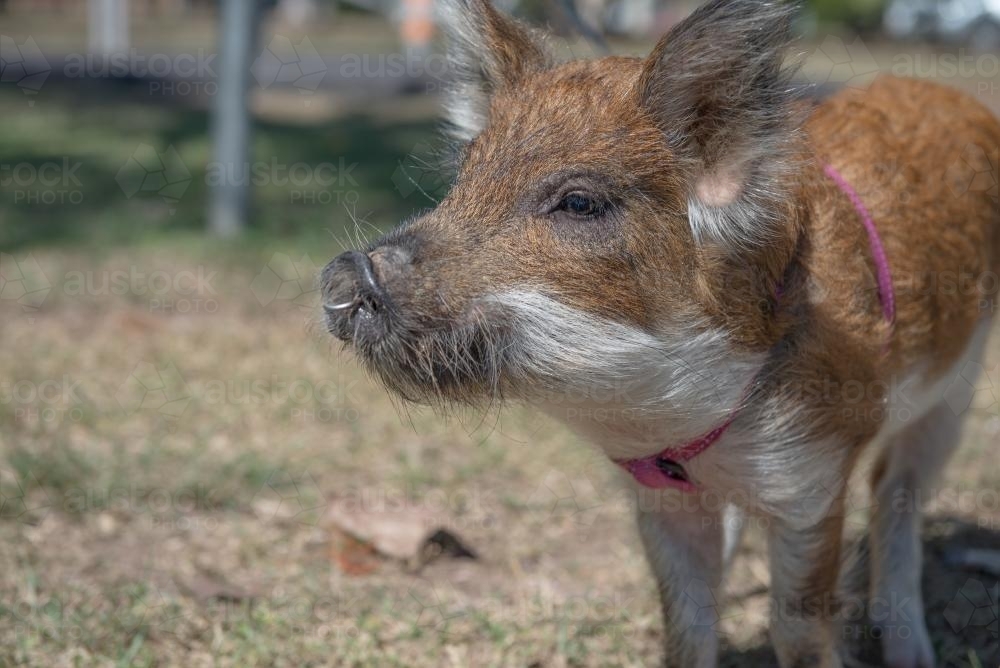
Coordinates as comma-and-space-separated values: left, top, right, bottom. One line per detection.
615, 163, 896, 491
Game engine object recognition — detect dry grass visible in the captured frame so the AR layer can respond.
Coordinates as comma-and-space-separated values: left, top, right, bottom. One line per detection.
1, 246, 998, 667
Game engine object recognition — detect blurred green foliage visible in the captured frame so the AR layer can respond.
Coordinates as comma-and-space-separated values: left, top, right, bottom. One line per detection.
806, 0, 887, 30
0, 83, 446, 253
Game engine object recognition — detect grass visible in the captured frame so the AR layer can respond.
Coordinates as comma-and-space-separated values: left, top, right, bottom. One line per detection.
2, 35, 1000, 668
0, 78, 448, 253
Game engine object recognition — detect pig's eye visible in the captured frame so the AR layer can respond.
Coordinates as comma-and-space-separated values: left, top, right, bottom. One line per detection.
557, 192, 604, 217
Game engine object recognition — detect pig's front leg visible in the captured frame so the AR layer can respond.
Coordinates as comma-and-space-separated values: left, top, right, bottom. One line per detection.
637, 498, 732, 668
767, 511, 846, 668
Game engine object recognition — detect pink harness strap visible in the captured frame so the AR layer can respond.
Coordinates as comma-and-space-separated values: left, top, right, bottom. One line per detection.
823, 163, 896, 324
615, 163, 896, 491
618, 416, 737, 493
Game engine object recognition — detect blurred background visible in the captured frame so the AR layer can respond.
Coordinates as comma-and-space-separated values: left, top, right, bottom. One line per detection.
1, 0, 999, 666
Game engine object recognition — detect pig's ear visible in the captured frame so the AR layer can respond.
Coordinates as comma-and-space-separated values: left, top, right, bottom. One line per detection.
638, 0, 801, 248
440, 0, 551, 141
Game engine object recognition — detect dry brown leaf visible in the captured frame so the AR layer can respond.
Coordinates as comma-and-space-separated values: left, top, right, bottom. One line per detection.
324, 494, 477, 572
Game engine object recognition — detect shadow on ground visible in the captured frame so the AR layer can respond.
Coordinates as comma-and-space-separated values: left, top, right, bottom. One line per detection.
721, 517, 1000, 667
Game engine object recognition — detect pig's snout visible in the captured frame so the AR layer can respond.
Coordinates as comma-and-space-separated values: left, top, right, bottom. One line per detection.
322, 244, 414, 342
322, 248, 396, 342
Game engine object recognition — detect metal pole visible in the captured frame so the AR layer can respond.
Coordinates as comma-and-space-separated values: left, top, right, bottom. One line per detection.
88, 0, 130, 55
209, 0, 259, 237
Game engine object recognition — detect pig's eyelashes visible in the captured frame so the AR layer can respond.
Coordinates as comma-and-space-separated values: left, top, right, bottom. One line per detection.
524, 169, 615, 218
552, 191, 608, 219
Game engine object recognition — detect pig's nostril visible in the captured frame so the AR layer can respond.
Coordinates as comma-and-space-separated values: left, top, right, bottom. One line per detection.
348, 250, 383, 298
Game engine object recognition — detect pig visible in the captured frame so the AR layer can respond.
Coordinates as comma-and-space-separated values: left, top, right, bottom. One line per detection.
321, 0, 1000, 665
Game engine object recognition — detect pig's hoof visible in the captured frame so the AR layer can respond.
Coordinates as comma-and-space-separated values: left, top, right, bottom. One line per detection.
881, 620, 935, 668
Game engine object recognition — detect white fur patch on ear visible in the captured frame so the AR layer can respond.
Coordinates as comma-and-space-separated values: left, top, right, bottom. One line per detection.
437, 0, 551, 142
438, 0, 491, 141
689, 161, 751, 245
445, 85, 490, 143
694, 163, 744, 208
686, 151, 793, 249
